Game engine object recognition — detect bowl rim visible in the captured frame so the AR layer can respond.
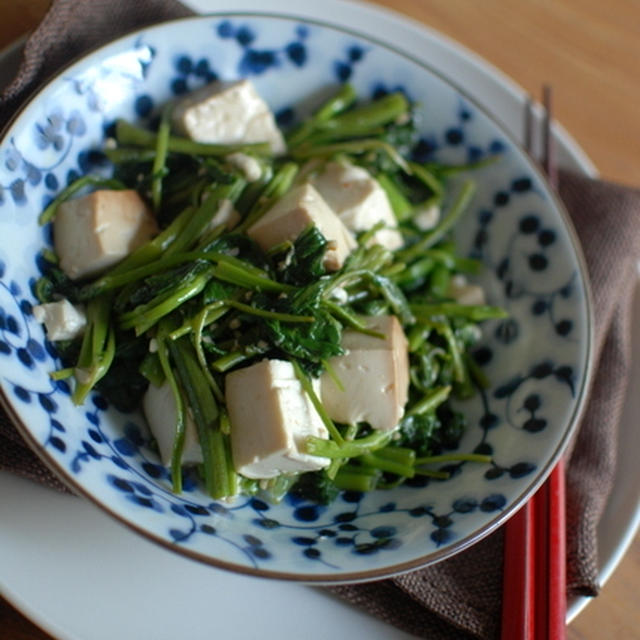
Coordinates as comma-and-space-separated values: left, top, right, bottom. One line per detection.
0, 12, 595, 583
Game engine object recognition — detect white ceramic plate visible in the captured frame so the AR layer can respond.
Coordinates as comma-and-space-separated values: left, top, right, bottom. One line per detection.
0, 0, 637, 636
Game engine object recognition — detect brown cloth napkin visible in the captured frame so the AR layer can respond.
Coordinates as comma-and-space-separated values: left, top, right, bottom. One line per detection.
332, 169, 640, 638
1, 2, 639, 638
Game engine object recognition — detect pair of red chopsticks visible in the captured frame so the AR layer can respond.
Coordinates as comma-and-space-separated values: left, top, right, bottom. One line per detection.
501, 87, 567, 640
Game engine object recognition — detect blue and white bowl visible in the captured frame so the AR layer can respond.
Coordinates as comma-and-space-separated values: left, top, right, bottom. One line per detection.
0, 14, 592, 582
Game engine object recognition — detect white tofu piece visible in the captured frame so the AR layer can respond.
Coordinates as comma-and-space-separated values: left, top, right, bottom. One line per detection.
226, 152, 263, 182
413, 203, 441, 231
448, 274, 486, 306
320, 315, 409, 431
172, 79, 286, 154
142, 382, 203, 466
225, 359, 330, 479
247, 183, 356, 271
32, 299, 86, 341
54, 189, 157, 280
311, 162, 404, 251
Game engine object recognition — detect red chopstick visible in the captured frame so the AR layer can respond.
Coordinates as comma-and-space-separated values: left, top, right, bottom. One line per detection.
501, 499, 536, 638
546, 458, 567, 638
501, 87, 567, 640
538, 85, 567, 640
502, 465, 566, 640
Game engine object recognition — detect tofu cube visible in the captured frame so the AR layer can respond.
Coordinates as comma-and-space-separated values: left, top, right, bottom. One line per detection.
142, 381, 203, 466
413, 203, 441, 231
225, 359, 330, 479
448, 274, 486, 306
172, 79, 286, 154
54, 189, 157, 280
311, 162, 404, 251
32, 299, 86, 341
226, 152, 263, 182
247, 183, 356, 271
320, 315, 409, 431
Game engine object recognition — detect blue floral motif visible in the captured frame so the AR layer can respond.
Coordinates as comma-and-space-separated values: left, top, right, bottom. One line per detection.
170, 55, 218, 96
333, 44, 368, 82
213, 19, 311, 78
468, 177, 581, 344
1, 114, 88, 210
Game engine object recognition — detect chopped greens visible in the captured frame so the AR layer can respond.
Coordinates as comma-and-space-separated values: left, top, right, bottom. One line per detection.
35, 82, 503, 504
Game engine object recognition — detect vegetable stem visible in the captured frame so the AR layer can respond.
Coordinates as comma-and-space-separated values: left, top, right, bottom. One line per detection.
333, 465, 380, 492
408, 162, 444, 200
211, 351, 251, 373
410, 302, 509, 322
236, 161, 299, 232
168, 338, 233, 499
318, 92, 409, 133
164, 176, 246, 256
291, 139, 410, 173
406, 385, 451, 417
226, 300, 314, 323
72, 295, 116, 405
291, 360, 344, 445
191, 306, 224, 402
287, 83, 357, 147
115, 119, 272, 156
376, 172, 413, 222
156, 323, 186, 493
118, 266, 214, 335
304, 430, 393, 459
151, 105, 172, 211
359, 452, 414, 477
398, 180, 476, 262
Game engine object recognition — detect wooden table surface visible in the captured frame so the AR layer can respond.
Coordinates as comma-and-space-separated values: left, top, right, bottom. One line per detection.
1, 1, 639, 638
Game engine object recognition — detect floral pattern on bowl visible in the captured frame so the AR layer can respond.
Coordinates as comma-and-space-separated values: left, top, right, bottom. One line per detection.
0, 14, 591, 581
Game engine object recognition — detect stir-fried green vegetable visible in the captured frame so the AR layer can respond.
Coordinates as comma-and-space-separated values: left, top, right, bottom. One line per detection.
35, 83, 505, 504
